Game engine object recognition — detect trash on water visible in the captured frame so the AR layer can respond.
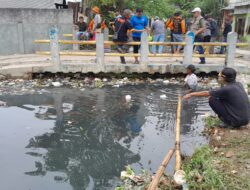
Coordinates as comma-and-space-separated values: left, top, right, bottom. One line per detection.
0, 100, 7, 107
174, 170, 186, 185
120, 165, 135, 180
163, 80, 170, 85
125, 95, 132, 102
102, 78, 108, 82
94, 78, 101, 81
160, 94, 167, 99
52, 82, 62, 87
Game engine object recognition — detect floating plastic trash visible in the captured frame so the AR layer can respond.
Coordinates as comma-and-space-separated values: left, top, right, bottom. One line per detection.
174, 170, 186, 185
52, 82, 62, 87
163, 80, 170, 85
102, 78, 108, 82
160, 94, 167, 99
0, 100, 7, 107
125, 95, 132, 102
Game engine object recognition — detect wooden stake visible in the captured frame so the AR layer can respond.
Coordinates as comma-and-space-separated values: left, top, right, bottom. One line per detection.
175, 96, 182, 171
147, 149, 175, 190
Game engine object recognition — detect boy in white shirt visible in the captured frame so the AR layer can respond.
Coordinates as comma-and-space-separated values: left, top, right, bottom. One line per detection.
184, 64, 198, 93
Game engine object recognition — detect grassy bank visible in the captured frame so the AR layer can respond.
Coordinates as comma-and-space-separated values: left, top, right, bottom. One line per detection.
182, 117, 250, 190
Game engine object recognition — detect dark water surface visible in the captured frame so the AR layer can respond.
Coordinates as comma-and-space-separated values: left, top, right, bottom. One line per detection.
0, 84, 210, 190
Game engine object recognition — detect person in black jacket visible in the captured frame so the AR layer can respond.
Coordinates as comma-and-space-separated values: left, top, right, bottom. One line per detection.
113, 9, 133, 64
220, 19, 232, 54
183, 67, 249, 128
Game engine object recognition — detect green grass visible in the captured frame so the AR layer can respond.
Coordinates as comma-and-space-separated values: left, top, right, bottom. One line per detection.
183, 145, 250, 190
183, 145, 226, 190
204, 116, 221, 128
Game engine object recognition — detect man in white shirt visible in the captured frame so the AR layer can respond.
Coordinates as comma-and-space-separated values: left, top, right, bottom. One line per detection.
184, 64, 198, 92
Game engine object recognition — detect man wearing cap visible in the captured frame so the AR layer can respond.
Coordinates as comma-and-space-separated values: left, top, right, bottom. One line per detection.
190, 7, 206, 64
183, 67, 250, 128
130, 8, 148, 64
151, 16, 165, 54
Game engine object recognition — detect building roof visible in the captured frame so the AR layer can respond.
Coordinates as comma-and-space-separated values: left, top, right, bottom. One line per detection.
223, 0, 250, 10
0, 0, 62, 9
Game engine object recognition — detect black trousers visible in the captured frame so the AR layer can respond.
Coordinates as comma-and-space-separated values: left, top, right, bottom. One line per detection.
209, 97, 247, 127
204, 35, 211, 42
133, 37, 141, 54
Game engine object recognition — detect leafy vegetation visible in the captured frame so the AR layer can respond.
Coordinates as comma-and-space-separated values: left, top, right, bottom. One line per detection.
204, 116, 221, 128
86, 0, 227, 19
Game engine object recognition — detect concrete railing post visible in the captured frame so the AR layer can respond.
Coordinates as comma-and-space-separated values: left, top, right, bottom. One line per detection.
183, 31, 194, 65
225, 32, 237, 67
140, 31, 149, 65
103, 28, 111, 53
96, 33, 105, 66
72, 25, 79, 51
49, 27, 60, 65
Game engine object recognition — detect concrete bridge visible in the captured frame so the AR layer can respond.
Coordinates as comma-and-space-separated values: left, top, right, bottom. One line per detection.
0, 28, 249, 79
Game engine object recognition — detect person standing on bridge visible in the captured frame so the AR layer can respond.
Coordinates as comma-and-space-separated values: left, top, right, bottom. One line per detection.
190, 7, 206, 64
219, 18, 232, 54
92, 6, 102, 35
113, 9, 133, 64
166, 12, 186, 54
151, 16, 165, 54
183, 67, 250, 128
130, 8, 149, 64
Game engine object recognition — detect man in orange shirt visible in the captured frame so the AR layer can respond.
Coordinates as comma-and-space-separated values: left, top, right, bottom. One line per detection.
166, 12, 186, 54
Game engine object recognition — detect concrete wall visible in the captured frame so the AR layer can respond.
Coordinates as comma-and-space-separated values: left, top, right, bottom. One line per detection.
0, 8, 73, 55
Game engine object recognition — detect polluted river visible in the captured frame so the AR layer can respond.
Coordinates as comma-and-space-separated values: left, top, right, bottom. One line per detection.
0, 78, 211, 190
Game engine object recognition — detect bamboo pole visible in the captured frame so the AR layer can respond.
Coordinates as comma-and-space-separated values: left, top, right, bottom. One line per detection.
175, 96, 182, 171
147, 149, 175, 190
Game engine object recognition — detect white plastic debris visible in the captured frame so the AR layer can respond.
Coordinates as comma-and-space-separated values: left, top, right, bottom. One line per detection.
102, 78, 108, 82
120, 171, 132, 180
163, 80, 170, 85
160, 94, 167, 99
52, 82, 62, 87
94, 78, 101, 81
125, 95, 132, 102
0, 101, 7, 107
174, 170, 186, 185
113, 84, 120, 88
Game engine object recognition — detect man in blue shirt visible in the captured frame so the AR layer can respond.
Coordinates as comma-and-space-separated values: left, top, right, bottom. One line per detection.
130, 8, 148, 64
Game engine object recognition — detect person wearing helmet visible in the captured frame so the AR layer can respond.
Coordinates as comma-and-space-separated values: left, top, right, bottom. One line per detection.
184, 64, 198, 93
183, 67, 250, 128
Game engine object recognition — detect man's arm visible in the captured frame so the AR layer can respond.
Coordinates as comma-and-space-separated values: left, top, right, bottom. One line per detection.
195, 27, 205, 36
183, 91, 210, 100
